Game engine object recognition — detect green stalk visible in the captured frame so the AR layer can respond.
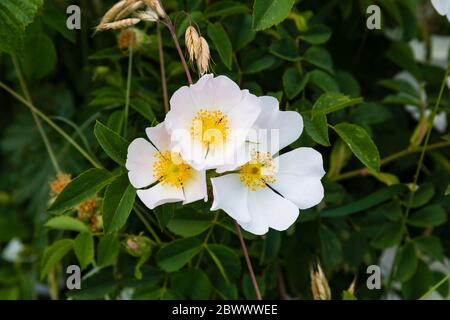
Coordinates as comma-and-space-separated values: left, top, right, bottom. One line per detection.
123, 47, 133, 137
403, 68, 449, 222
0, 81, 101, 169
12, 56, 60, 173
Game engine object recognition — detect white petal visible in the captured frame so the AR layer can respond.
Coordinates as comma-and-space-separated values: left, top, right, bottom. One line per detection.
137, 183, 184, 209
433, 112, 448, 133
169, 85, 198, 114
238, 216, 269, 236
246, 187, 299, 234
270, 148, 325, 209
275, 148, 325, 178
431, 0, 449, 15
190, 74, 215, 108
146, 122, 171, 151
211, 174, 251, 223
251, 96, 303, 155
126, 138, 158, 188
211, 75, 243, 112
271, 174, 324, 209
183, 170, 208, 204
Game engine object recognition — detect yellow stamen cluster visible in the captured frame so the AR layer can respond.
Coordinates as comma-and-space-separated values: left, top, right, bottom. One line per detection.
50, 172, 72, 194
239, 151, 276, 191
190, 109, 228, 147
153, 151, 192, 188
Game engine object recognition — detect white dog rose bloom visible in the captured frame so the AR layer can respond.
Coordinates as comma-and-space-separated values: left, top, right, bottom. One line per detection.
431, 0, 450, 22
126, 122, 207, 209
210, 97, 325, 235
164, 74, 261, 170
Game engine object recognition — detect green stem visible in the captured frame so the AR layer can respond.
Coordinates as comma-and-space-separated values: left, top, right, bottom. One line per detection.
0, 81, 101, 168
12, 56, 60, 173
134, 205, 161, 244
123, 47, 133, 137
195, 212, 219, 268
403, 68, 449, 222
334, 141, 450, 181
419, 273, 450, 300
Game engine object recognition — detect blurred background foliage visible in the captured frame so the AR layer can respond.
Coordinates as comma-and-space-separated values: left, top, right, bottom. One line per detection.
0, 0, 449, 300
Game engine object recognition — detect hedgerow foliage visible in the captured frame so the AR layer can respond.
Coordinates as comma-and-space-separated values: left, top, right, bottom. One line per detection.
0, 0, 449, 300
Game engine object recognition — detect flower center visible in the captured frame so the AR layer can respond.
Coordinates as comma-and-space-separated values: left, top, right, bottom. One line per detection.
190, 109, 228, 147
153, 151, 192, 188
239, 151, 276, 191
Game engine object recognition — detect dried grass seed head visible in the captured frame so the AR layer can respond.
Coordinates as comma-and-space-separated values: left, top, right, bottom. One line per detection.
196, 36, 210, 76
185, 26, 200, 63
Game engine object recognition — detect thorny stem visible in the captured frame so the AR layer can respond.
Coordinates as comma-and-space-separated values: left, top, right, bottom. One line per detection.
124, 46, 133, 137
333, 141, 450, 181
12, 56, 61, 173
157, 22, 169, 113
0, 81, 101, 169
163, 16, 193, 85
235, 222, 262, 300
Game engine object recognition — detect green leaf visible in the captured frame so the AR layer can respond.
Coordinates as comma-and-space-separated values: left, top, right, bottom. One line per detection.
283, 68, 309, 99
40, 239, 73, 279
407, 205, 447, 228
74, 232, 94, 270
206, 244, 241, 282
312, 92, 363, 115
303, 46, 333, 73
97, 234, 120, 267
414, 236, 444, 262
205, 1, 250, 18
308, 70, 339, 92
156, 238, 202, 272
371, 222, 403, 249
207, 23, 232, 69
171, 268, 212, 299
378, 79, 420, 99
48, 169, 114, 214
270, 38, 301, 61
166, 211, 212, 237
228, 15, 256, 51
130, 98, 156, 122
44, 216, 89, 233
0, 0, 43, 54
94, 121, 129, 166
395, 242, 418, 283
252, 0, 295, 31
332, 123, 380, 172
385, 42, 421, 81
103, 174, 136, 233
303, 112, 330, 146
321, 185, 408, 218
342, 290, 357, 300
20, 32, 57, 80
300, 25, 332, 45
319, 225, 342, 268
409, 184, 435, 209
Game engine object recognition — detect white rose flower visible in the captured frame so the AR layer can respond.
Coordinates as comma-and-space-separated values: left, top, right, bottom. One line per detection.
210, 97, 325, 235
126, 122, 207, 209
431, 0, 450, 22
164, 74, 261, 170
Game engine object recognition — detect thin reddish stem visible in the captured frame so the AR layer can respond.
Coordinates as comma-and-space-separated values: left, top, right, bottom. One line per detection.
164, 17, 193, 85
235, 222, 262, 300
